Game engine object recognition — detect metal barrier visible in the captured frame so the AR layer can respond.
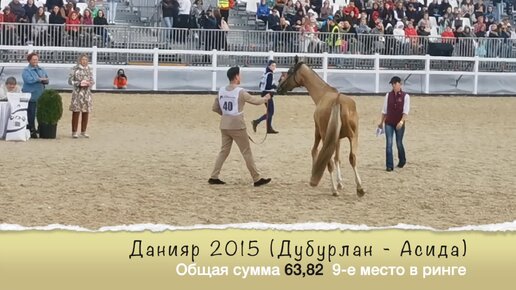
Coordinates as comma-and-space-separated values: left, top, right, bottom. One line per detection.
3, 22, 516, 69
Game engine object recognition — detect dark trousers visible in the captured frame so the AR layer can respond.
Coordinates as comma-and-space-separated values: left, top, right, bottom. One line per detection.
27, 101, 37, 132
256, 92, 275, 130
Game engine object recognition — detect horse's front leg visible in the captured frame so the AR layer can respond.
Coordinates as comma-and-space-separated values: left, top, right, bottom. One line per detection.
334, 138, 344, 190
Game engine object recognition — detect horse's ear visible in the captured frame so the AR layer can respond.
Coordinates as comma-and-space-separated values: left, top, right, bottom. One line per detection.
294, 55, 299, 64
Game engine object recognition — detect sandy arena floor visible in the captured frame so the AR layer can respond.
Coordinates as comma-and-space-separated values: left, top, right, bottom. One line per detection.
0, 93, 515, 230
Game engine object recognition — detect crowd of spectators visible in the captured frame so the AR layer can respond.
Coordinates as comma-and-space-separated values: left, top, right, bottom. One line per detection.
250, 0, 516, 56
2, 0, 516, 57
1, 0, 112, 46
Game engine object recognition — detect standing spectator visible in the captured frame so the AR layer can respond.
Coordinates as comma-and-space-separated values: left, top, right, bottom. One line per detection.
68, 54, 94, 138
106, 0, 118, 24
66, 11, 81, 44
218, 0, 234, 22
378, 76, 410, 172
24, 0, 38, 23
320, 0, 332, 20
176, 0, 191, 42
87, 0, 99, 18
45, 0, 64, 12
162, 0, 179, 30
22, 52, 49, 139
208, 66, 272, 187
252, 60, 279, 134
9, 0, 26, 19
49, 5, 66, 46
33, 6, 48, 46
94, 9, 110, 45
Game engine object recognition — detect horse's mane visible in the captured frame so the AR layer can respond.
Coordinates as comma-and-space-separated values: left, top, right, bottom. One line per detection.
296, 62, 338, 93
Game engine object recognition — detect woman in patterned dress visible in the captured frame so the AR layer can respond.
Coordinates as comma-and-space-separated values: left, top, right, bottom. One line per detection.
68, 54, 94, 138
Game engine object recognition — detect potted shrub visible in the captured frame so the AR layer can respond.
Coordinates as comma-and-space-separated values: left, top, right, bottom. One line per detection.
36, 89, 63, 139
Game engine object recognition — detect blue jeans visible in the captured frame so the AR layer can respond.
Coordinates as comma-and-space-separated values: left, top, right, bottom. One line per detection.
385, 123, 406, 169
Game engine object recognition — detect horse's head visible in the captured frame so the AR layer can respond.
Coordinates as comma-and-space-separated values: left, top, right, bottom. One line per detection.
277, 60, 305, 95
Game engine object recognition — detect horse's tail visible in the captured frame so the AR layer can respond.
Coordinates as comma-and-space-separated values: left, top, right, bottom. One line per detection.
310, 100, 341, 187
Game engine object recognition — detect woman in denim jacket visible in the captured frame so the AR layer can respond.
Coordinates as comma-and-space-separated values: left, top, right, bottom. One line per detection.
22, 52, 49, 139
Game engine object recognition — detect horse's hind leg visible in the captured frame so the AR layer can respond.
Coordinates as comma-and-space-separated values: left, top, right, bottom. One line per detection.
349, 135, 365, 197
327, 158, 338, 196
311, 124, 321, 165
334, 138, 344, 190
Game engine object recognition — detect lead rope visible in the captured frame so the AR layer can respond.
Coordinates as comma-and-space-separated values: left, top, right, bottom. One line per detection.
248, 101, 268, 145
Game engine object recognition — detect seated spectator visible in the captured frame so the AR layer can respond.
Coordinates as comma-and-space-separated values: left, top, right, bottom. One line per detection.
484, 6, 497, 24
257, 0, 271, 26
417, 23, 431, 37
393, 21, 406, 41
406, 3, 420, 23
393, 1, 405, 22
343, 2, 359, 20
428, 0, 440, 18
441, 26, 456, 43
368, 2, 381, 28
355, 17, 371, 34
461, 0, 474, 19
473, 15, 486, 33
113, 69, 128, 89
0, 77, 21, 101
283, 0, 296, 24
474, 0, 486, 21
267, 8, 281, 30
439, 0, 452, 17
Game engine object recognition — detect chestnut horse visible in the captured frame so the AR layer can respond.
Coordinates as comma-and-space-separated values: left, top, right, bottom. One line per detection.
277, 60, 365, 197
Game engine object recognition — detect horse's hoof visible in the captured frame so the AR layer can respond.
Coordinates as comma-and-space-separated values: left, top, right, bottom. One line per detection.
337, 183, 343, 190
309, 181, 318, 187
332, 192, 339, 197
357, 188, 365, 197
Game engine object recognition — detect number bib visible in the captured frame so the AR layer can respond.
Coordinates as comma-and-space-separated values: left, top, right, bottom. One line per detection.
218, 87, 242, 116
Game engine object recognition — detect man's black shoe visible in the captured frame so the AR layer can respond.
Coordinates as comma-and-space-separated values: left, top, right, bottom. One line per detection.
267, 129, 279, 134
30, 131, 39, 139
251, 120, 258, 133
397, 163, 405, 168
208, 178, 226, 185
386, 168, 393, 172
254, 178, 272, 187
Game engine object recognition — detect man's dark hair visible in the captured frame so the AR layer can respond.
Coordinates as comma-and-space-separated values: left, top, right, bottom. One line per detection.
227, 67, 240, 81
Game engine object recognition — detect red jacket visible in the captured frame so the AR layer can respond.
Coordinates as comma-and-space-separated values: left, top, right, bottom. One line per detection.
66, 17, 81, 31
